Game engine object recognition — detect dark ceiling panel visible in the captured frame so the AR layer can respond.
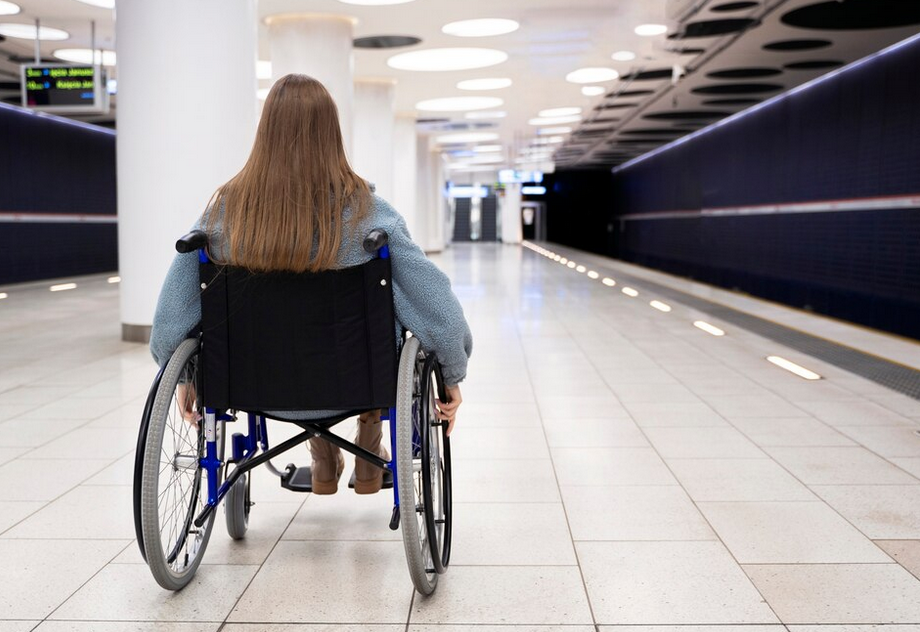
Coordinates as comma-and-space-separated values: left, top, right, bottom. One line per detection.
781, 0, 920, 30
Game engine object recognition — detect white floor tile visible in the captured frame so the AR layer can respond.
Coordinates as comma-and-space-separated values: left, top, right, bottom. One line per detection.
542, 417, 649, 448
228, 541, 411, 623
0, 459, 111, 501
836, 425, 920, 458
765, 447, 918, 485
623, 401, 729, 427
668, 458, 816, 502
52, 563, 258, 622
745, 563, 920, 624
645, 426, 766, 459
562, 485, 715, 541
0, 539, 127, 619
34, 623, 219, 632
796, 400, 915, 427
2, 485, 133, 539
283, 488, 399, 542
409, 566, 593, 625
451, 458, 561, 503
447, 426, 550, 459
812, 485, 920, 539
729, 416, 856, 447
698, 501, 891, 563
551, 447, 677, 486
577, 541, 779, 624
448, 502, 576, 565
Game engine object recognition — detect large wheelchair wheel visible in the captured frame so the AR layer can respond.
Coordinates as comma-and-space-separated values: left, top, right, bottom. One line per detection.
396, 336, 453, 595
137, 338, 223, 591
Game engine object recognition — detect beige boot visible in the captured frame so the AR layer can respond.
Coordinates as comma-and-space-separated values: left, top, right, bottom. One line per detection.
309, 437, 344, 495
354, 410, 390, 494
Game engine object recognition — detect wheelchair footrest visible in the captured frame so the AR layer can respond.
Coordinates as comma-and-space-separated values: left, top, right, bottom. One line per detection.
280, 464, 315, 493
347, 468, 394, 490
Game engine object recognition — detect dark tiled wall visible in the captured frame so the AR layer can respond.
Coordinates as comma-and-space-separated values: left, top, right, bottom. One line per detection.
609, 35, 920, 340
0, 106, 117, 285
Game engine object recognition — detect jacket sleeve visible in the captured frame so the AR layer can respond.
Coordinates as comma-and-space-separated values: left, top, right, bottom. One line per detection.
149, 250, 202, 367
385, 203, 473, 386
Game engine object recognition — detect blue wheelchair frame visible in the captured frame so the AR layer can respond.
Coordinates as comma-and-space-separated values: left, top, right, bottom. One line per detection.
190, 241, 406, 531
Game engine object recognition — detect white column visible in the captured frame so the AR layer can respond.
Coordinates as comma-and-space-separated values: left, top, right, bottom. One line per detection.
391, 114, 418, 236
414, 134, 433, 251
267, 14, 355, 154
429, 153, 448, 252
501, 182, 523, 244
116, 0, 257, 341
353, 79, 396, 200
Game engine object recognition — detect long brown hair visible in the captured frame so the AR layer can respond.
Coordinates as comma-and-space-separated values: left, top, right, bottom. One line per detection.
206, 74, 371, 272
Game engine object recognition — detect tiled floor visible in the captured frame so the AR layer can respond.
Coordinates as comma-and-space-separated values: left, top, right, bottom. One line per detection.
2, 242, 920, 631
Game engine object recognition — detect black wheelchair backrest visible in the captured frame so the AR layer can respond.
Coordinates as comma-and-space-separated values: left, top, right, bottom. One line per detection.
196, 244, 397, 413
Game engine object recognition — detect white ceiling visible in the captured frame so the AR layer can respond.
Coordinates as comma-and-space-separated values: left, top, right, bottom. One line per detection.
1, 0, 917, 173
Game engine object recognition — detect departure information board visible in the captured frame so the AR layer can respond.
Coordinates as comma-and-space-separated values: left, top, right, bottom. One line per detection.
21, 64, 108, 113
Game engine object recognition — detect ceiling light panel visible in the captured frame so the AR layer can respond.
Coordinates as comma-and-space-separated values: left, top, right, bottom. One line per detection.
473, 144, 503, 152
436, 132, 500, 144
416, 96, 503, 111
54, 48, 116, 66
566, 67, 619, 83
529, 115, 582, 125
388, 47, 508, 71
0, 23, 69, 40
538, 126, 572, 135
338, 0, 416, 4
612, 50, 636, 61
72, 0, 114, 7
582, 86, 606, 96
465, 110, 506, 119
257, 60, 272, 80
457, 77, 512, 91
538, 106, 582, 118
635, 23, 668, 36
0, 1, 20, 15
442, 18, 519, 37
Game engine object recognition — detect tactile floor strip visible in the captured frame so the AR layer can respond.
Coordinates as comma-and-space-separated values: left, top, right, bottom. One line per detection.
540, 244, 920, 401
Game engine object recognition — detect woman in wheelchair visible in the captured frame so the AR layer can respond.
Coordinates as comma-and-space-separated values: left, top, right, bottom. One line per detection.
136, 74, 472, 594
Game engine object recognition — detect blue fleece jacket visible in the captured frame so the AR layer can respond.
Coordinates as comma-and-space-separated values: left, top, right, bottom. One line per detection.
150, 193, 473, 396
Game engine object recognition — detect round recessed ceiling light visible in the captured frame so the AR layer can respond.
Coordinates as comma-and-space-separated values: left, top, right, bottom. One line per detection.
0, 22, 69, 40
538, 126, 572, 135
457, 77, 512, 91
582, 86, 606, 96
436, 132, 500, 144
257, 60, 272, 80
442, 18, 519, 37
338, 0, 415, 4
528, 115, 582, 126
54, 48, 116, 66
538, 106, 581, 118
388, 47, 508, 71
416, 96, 504, 112
635, 23, 668, 36
612, 50, 636, 61
0, 1, 20, 16
465, 110, 506, 119
566, 67, 619, 84
72, 0, 115, 8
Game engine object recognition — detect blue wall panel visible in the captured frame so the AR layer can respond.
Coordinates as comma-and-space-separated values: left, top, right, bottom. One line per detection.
0, 105, 117, 285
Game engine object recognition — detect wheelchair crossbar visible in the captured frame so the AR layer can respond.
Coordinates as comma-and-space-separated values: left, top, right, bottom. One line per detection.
192, 419, 393, 528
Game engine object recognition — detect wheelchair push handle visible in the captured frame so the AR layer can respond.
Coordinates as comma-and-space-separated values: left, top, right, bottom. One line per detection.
362, 229, 389, 255
176, 230, 209, 254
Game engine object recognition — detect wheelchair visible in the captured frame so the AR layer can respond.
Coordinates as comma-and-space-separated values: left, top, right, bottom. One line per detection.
132, 228, 453, 595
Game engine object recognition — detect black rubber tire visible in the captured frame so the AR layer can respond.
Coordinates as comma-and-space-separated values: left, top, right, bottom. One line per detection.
395, 336, 438, 595
139, 338, 222, 591
420, 354, 452, 574
225, 472, 250, 540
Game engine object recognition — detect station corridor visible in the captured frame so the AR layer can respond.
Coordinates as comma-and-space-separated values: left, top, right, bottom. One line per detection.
2, 242, 920, 630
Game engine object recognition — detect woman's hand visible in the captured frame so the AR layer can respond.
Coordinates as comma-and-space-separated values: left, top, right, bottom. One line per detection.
435, 384, 462, 436
176, 383, 201, 430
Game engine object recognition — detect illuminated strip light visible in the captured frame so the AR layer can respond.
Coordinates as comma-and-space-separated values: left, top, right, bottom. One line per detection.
693, 320, 725, 336
0, 101, 117, 136
602, 277, 616, 287
767, 355, 822, 381
618, 193, 920, 222
613, 31, 920, 174
576, 265, 586, 273
0, 212, 118, 224
587, 270, 599, 279
50, 283, 77, 292
560, 258, 568, 264
0, 292, 7, 300
107, 276, 121, 284
567, 261, 576, 268
650, 300, 671, 312
554, 255, 561, 261
621, 287, 638, 297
